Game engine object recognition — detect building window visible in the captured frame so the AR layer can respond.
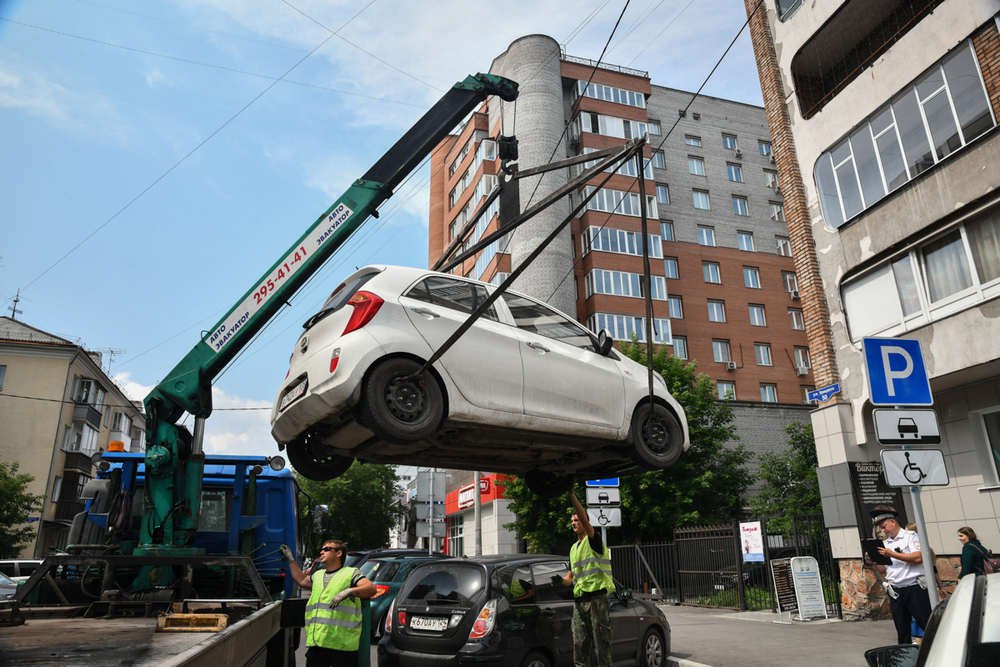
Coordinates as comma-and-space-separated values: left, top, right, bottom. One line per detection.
703, 261, 721, 284
449, 515, 464, 557
647, 119, 662, 136
583, 226, 663, 259
841, 210, 1000, 339
718, 381, 736, 400
0, 364, 5, 391
660, 220, 674, 241
667, 295, 684, 319
664, 257, 679, 279
738, 231, 755, 252
688, 156, 706, 176
693, 190, 711, 211
585, 270, 667, 300
727, 163, 744, 183
776, 236, 792, 256
577, 80, 646, 108
769, 201, 785, 222
782, 271, 799, 294
760, 383, 778, 403
764, 169, 779, 189
814, 41, 995, 228
51, 476, 62, 503
684, 134, 702, 147
656, 184, 670, 205
801, 385, 816, 403
73, 378, 106, 411
652, 150, 666, 169
672, 336, 688, 359
758, 140, 773, 156
722, 133, 738, 150
743, 266, 761, 289
749, 304, 767, 327
697, 224, 716, 245
584, 187, 658, 218
708, 300, 726, 322
983, 411, 1000, 482
732, 195, 750, 216
789, 308, 805, 330
794, 346, 812, 370
589, 313, 672, 343
712, 339, 732, 362
754, 343, 773, 366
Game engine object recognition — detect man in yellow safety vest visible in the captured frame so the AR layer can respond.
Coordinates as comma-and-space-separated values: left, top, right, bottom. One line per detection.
561, 489, 614, 667
282, 539, 376, 667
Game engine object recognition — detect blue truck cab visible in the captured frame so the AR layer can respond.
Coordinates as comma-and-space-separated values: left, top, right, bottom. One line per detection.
74, 452, 299, 599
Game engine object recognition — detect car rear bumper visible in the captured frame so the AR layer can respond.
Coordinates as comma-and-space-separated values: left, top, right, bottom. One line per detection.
377, 643, 505, 666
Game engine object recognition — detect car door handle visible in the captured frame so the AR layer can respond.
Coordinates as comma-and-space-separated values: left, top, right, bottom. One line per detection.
527, 341, 549, 353
409, 307, 439, 319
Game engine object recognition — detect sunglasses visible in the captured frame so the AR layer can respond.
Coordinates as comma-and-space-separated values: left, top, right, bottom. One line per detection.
321, 546, 336, 553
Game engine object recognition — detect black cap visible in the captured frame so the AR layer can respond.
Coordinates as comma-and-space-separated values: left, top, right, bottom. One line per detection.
871, 507, 898, 525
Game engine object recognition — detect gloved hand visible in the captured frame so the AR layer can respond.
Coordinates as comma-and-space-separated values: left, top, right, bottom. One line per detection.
279, 544, 293, 562
551, 574, 564, 586
329, 589, 353, 607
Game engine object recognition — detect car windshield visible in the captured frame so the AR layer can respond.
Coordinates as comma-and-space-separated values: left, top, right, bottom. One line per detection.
360, 559, 400, 581
402, 564, 484, 604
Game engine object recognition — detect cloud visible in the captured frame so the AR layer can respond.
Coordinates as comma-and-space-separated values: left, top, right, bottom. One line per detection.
144, 67, 167, 88
114, 372, 275, 458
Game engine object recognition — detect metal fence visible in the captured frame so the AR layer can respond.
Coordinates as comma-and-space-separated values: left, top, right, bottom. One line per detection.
609, 515, 842, 618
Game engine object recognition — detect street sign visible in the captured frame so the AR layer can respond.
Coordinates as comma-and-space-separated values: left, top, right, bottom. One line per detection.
873, 408, 941, 444
880, 449, 949, 487
586, 507, 622, 527
586, 477, 620, 487
807, 383, 841, 403
586, 487, 620, 506
863, 337, 933, 406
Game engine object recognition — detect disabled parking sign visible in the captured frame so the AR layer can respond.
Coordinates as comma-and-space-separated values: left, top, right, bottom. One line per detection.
862, 338, 933, 406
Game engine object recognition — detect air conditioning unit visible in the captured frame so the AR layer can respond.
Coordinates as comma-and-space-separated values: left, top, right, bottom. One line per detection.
769, 154, 776, 164
726, 361, 737, 371
790, 289, 800, 300
795, 365, 810, 377
735, 149, 743, 158
692, 112, 701, 120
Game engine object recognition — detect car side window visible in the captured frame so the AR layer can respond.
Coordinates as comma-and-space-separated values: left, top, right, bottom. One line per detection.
499, 565, 536, 605
533, 561, 573, 602
405, 276, 498, 321
503, 294, 595, 350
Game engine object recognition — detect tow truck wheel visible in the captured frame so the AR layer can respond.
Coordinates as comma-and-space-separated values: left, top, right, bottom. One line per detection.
524, 470, 572, 498
629, 403, 684, 469
286, 431, 353, 481
361, 357, 444, 443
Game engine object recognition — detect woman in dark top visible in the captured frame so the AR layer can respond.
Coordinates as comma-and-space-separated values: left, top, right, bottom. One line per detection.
957, 526, 987, 578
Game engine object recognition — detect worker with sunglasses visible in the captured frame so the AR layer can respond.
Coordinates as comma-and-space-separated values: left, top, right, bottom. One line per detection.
282, 539, 376, 667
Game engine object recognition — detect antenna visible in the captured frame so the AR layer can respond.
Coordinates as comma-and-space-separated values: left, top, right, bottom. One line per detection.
103, 348, 127, 375
8, 290, 23, 320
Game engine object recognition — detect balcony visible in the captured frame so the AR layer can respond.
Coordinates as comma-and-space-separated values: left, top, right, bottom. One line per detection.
63, 451, 94, 474
72, 402, 102, 428
54, 500, 85, 522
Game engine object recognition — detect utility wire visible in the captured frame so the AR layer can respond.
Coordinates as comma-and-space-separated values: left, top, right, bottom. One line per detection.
0, 392, 268, 411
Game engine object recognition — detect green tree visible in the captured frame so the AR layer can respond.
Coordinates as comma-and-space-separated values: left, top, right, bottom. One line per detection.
502, 343, 753, 547
748, 422, 821, 535
295, 462, 403, 556
0, 461, 42, 557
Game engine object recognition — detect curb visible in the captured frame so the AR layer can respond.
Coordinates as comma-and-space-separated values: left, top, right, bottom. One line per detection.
668, 657, 713, 667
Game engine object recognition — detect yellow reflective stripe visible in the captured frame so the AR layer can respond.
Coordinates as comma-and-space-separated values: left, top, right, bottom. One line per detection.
309, 616, 362, 629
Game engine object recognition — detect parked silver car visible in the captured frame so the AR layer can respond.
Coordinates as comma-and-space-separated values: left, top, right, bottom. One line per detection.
271, 265, 689, 491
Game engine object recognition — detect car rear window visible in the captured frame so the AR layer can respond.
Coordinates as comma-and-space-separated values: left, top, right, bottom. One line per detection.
322, 268, 382, 312
401, 563, 485, 604
360, 559, 400, 581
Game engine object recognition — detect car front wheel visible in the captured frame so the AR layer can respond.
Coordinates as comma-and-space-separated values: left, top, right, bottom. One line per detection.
629, 403, 684, 469
360, 357, 444, 443
285, 430, 353, 480
640, 627, 666, 667
520, 651, 551, 667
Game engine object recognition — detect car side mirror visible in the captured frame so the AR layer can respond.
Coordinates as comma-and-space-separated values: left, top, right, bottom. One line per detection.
863, 644, 919, 667
615, 588, 632, 602
596, 330, 613, 356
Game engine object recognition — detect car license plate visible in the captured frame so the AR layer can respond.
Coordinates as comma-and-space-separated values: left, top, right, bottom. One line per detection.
279, 379, 307, 412
410, 615, 448, 632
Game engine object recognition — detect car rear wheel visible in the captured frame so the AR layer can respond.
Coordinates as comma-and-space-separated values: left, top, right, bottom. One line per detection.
640, 627, 665, 667
360, 357, 444, 443
524, 471, 572, 498
521, 651, 551, 667
285, 430, 353, 480
629, 403, 684, 469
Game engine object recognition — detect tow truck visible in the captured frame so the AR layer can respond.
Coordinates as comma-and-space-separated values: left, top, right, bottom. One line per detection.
0, 72, 518, 666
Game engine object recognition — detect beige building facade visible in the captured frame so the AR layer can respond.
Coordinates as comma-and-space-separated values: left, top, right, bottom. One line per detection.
0, 317, 145, 557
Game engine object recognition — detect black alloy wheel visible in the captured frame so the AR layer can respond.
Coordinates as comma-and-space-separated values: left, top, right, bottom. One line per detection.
285, 430, 353, 481
640, 627, 665, 667
361, 357, 444, 442
629, 403, 684, 469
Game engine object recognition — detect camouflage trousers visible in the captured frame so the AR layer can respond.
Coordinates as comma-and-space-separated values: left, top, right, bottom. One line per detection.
572, 594, 612, 667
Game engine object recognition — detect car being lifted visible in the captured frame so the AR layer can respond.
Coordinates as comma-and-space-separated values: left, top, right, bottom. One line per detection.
271, 265, 689, 491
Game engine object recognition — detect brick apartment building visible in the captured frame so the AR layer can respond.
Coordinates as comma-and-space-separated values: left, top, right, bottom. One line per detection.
745, 0, 1000, 617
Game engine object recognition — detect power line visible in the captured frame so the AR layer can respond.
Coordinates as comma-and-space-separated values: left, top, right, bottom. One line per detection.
0, 392, 269, 411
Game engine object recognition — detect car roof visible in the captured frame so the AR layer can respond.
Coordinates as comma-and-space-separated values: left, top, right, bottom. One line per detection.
411, 553, 566, 568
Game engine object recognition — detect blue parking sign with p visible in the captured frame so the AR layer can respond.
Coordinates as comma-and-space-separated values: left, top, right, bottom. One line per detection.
863, 337, 933, 406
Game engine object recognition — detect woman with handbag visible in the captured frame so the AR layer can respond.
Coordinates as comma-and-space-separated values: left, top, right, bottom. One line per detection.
957, 526, 989, 577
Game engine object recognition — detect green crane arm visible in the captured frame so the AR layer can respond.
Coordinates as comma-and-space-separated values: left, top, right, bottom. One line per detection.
139, 73, 517, 551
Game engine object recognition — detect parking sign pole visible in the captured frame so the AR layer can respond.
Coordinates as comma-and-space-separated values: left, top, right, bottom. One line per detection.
903, 444, 939, 607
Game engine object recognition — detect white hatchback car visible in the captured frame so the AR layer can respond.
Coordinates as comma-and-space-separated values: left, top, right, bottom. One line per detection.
270, 265, 689, 492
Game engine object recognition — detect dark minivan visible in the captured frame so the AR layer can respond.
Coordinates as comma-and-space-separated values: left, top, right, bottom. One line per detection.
378, 554, 670, 667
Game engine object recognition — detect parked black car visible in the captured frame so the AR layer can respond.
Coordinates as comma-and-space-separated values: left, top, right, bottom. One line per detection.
378, 553, 670, 667
344, 548, 446, 569
360, 555, 451, 642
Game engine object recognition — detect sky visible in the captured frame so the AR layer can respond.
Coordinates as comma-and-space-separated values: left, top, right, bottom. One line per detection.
1, 0, 763, 458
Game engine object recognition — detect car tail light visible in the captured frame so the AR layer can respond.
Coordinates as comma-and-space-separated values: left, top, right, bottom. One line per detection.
342, 291, 384, 335
372, 584, 389, 598
386, 599, 397, 634
467, 598, 497, 640
329, 347, 342, 374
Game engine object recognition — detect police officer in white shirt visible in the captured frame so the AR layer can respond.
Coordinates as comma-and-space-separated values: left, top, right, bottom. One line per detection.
869, 508, 931, 644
